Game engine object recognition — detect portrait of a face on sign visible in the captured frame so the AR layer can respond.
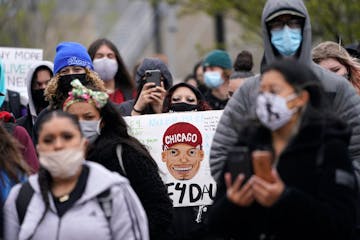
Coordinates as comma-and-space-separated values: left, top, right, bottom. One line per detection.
161, 122, 204, 181
124, 110, 221, 207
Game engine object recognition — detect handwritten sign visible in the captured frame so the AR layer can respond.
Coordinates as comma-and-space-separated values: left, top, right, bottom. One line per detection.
124, 110, 223, 207
0, 47, 43, 101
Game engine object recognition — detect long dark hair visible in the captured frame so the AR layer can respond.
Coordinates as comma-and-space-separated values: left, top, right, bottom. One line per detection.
88, 38, 135, 91
0, 124, 31, 185
93, 102, 158, 169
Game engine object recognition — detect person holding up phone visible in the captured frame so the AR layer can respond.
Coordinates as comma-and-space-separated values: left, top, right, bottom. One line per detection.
118, 57, 173, 116
207, 59, 358, 240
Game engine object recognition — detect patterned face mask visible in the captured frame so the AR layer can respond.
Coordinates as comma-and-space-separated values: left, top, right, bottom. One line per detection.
256, 92, 298, 131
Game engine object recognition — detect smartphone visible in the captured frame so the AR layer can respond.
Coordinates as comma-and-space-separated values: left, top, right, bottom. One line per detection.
251, 150, 274, 182
145, 69, 161, 87
226, 147, 252, 183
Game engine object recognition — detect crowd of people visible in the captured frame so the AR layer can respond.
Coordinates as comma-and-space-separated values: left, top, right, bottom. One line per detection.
1, 0, 360, 239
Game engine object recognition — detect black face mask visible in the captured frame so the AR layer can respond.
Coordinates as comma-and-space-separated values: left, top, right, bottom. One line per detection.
57, 73, 88, 95
169, 102, 199, 112
31, 89, 49, 114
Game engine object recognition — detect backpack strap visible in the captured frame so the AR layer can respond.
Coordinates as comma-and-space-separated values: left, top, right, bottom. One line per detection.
16, 181, 34, 225
97, 188, 112, 223
116, 144, 127, 176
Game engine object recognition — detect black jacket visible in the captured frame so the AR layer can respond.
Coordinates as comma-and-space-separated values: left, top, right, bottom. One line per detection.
17, 107, 34, 141
87, 138, 173, 240
208, 108, 358, 240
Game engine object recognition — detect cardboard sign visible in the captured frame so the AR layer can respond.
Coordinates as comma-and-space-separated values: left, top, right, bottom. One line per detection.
124, 110, 223, 207
0, 47, 43, 101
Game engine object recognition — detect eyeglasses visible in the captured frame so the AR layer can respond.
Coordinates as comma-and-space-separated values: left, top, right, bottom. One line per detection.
268, 18, 304, 31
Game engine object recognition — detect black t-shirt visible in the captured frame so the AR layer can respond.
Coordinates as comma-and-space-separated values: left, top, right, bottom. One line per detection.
52, 165, 89, 217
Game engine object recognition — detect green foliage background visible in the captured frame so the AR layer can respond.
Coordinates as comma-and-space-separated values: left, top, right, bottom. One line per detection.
167, 0, 360, 45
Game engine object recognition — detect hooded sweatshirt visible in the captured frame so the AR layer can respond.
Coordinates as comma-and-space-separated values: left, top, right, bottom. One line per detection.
4, 161, 149, 240
209, 0, 360, 185
17, 61, 54, 140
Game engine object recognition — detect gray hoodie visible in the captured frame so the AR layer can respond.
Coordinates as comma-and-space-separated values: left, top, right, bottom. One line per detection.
25, 61, 54, 125
210, 0, 360, 184
4, 162, 149, 240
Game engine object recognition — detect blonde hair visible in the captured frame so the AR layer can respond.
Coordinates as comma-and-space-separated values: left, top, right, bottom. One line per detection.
312, 41, 360, 93
45, 68, 106, 109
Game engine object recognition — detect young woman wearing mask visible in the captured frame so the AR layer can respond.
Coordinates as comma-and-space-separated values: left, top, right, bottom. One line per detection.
4, 110, 148, 240
88, 38, 136, 104
45, 41, 106, 110
63, 80, 173, 240
208, 60, 358, 240
32, 41, 106, 144
162, 82, 212, 113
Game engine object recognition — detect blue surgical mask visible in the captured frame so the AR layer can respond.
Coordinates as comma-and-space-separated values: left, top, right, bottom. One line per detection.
271, 26, 302, 56
79, 119, 101, 144
204, 71, 224, 89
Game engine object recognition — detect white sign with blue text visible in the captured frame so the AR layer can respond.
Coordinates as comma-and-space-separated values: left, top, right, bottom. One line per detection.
0, 47, 43, 102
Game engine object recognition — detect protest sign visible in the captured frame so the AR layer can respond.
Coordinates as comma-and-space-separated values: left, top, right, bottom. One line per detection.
124, 110, 223, 207
0, 47, 43, 101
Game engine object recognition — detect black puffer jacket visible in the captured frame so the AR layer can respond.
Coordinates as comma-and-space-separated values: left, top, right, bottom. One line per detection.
208, 107, 358, 240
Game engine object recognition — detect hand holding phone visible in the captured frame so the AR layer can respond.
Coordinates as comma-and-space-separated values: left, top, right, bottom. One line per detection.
226, 147, 252, 184
251, 150, 274, 182
145, 69, 161, 87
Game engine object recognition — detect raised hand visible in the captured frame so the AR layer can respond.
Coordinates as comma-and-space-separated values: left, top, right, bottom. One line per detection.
225, 172, 254, 207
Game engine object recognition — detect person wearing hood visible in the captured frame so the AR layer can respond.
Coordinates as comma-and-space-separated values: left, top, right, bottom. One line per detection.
4, 110, 149, 240
17, 61, 54, 141
118, 57, 173, 116
209, 0, 360, 196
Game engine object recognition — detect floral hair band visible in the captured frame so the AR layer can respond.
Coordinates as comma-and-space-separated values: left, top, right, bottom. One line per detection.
62, 79, 108, 111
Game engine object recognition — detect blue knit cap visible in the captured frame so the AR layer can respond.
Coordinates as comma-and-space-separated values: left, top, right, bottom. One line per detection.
203, 49, 232, 70
53, 42, 94, 74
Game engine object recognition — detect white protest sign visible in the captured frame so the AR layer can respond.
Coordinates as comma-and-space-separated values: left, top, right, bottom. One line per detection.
124, 110, 223, 207
0, 47, 43, 101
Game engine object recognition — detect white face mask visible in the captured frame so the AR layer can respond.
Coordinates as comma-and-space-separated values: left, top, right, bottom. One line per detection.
256, 92, 298, 131
79, 119, 101, 144
39, 146, 85, 178
93, 57, 118, 81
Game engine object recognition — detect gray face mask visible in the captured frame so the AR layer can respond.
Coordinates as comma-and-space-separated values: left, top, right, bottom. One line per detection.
93, 58, 118, 81
79, 119, 101, 144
